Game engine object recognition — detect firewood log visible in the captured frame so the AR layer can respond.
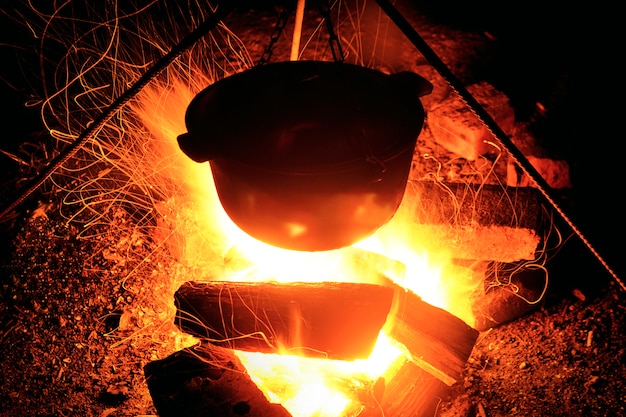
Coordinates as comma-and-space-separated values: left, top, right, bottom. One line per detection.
382, 279, 479, 386
357, 359, 448, 417
144, 344, 293, 417
174, 281, 394, 360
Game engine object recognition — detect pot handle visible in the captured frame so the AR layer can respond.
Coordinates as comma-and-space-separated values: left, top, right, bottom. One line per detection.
390, 71, 433, 97
177, 133, 213, 163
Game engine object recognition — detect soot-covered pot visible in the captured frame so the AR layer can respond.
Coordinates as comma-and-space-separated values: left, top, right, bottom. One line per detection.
178, 61, 432, 251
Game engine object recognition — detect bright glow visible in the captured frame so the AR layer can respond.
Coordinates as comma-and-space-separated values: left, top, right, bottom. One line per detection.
132, 77, 478, 417
287, 222, 308, 237
236, 333, 406, 417
353, 195, 479, 324
285, 383, 349, 417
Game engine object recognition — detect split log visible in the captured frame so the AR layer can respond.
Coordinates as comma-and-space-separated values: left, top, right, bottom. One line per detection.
393, 180, 545, 262
407, 181, 542, 230
357, 359, 448, 417
144, 344, 292, 417
342, 246, 408, 283
174, 281, 394, 360
382, 279, 479, 386
472, 260, 548, 331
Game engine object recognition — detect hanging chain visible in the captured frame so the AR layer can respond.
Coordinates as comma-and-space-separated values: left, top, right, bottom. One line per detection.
317, 0, 344, 63
257, 1, 344, 65
257, 5, 291, 66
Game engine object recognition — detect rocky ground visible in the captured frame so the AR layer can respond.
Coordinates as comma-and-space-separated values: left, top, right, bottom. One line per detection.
1, 1, 625, 417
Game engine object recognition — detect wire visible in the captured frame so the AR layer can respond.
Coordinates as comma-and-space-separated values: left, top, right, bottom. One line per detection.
0, 2, 237, 222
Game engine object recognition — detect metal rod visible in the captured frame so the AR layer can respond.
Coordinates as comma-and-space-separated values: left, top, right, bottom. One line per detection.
0, 2, 237, 222
291, 0, 306, 60
374, 0, 625, 291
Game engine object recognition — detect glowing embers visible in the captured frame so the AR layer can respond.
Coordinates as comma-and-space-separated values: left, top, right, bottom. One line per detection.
177, 61, 432, 251
235, 334, 407, 417
145, 246, 479, 417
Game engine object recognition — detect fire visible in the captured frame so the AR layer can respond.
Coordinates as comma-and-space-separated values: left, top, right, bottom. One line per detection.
131, 76, 478, 416
13, 3, 480, 413
236, 333, 406, 417
4, 2, 550, 415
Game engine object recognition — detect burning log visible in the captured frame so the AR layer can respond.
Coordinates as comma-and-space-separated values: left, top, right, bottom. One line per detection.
144, 344, 292, 417
342, 246, 408, 283
174, 281, 394, 360
357, 360, 447, 417
144, 344, 449, 417
472, 260, 549, 331
400, 180, 545, 262
382, 279, 479, 386
154, 278, 478, 417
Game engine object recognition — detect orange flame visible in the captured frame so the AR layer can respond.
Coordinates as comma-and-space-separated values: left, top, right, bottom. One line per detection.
131, 77, 478, 417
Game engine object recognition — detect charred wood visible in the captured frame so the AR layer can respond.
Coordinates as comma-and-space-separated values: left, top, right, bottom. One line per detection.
174, 281, 394, 360
144, 343, 292, 417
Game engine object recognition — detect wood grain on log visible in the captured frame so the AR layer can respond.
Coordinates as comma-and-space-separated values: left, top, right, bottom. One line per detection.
357, 360, 448, 417
388, 180, 545, 262
382, 279, 479, 386
407, 181, 542, 230
144, 344, 292, 417
174, 281, 394, 360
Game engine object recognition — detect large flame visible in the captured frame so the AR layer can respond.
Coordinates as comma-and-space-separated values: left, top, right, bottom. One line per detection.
7, 2, 547, 415
237, 333, 407, 417
130, 77, 478, 417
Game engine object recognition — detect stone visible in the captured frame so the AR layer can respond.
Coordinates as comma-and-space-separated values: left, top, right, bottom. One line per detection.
427, 81, 515, 160
507, 156, 573, 189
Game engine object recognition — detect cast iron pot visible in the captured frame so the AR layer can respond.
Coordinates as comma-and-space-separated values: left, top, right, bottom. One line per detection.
178, 61, 432, 251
